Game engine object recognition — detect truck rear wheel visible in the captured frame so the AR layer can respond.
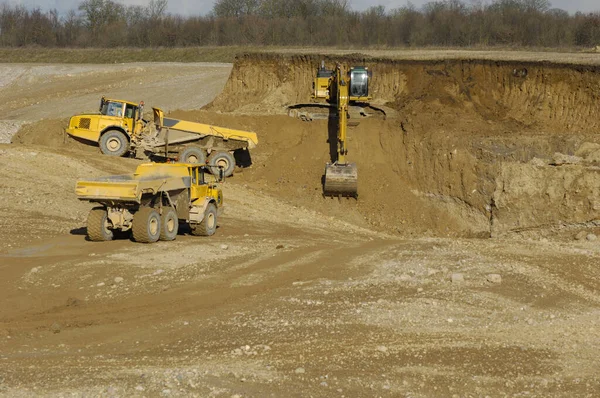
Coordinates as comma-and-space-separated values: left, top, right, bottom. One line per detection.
191, 203, 217, 236
87, 207, 114, 242
160, 207, 178, 241
179, 146, 206, 164
100, 130, 129, 157
208, 151, 235, 177
132, 207, 161, 243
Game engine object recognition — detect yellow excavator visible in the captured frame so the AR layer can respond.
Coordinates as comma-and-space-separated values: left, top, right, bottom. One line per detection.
316, 62, 372, 197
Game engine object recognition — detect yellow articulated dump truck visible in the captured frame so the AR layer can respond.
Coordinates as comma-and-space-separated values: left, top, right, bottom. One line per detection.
66, 97, 258, 177
75, 163, 223, 243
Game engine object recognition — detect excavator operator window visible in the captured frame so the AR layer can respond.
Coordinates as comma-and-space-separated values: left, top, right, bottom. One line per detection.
350, 70, 369, 98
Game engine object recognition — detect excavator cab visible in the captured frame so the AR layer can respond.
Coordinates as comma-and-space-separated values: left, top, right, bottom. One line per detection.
349, 67, 370, 99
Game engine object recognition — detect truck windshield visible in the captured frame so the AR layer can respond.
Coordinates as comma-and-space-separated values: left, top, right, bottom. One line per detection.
100, 101, 123, 117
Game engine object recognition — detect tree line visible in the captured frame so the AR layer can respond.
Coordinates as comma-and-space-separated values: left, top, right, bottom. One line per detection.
0, 0, 599, 48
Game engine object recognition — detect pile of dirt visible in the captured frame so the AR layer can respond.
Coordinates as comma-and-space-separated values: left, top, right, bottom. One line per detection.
11, 118, 96, 152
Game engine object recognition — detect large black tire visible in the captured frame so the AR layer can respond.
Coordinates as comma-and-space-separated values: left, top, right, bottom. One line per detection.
99, 130, 129, 157
87, 207, 114, 242
208, 151, 235, 177
160, 207, 178, 241
179, 146, 206, 164
191, 203, 217, 236
132, 207, 161, 243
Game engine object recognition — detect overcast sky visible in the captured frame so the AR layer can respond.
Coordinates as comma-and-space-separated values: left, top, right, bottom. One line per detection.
3, 0, 599, 16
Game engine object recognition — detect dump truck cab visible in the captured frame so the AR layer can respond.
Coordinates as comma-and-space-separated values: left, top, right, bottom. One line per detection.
76, 163, 224, 243
66, 96, 145, 157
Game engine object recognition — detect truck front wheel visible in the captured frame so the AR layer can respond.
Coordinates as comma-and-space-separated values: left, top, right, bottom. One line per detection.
132, 207, 161, 243
87, 207, 114, 242
100, 130, 129, 157
191, 203, 217, 236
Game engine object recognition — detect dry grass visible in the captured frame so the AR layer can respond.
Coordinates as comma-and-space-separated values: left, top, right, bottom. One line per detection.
1, 46, 599, 65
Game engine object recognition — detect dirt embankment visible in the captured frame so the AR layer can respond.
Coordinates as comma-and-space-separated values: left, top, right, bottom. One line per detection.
200, 53, 600, 238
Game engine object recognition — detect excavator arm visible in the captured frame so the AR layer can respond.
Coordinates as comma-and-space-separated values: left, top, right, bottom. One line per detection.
323, 65, 358, 197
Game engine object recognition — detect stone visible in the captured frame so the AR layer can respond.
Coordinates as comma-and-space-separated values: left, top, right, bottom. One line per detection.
276, 244, 284, 249
114, 277, 124, 284
586, 233, 597, 242
487, 274, 502, 284
51, 322, 61, 334
295, 367, 305, 374
575, 231, 588, 241
451, 273, 464, 283
550, 153, 582, 166
220, 244, 229, 250
529, 157, 547, 167
96, 282, 105, 287
376, 345, 388, 353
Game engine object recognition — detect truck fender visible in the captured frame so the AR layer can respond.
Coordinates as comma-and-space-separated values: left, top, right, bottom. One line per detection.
99, 126, 130, 142
189, 198, 216, 224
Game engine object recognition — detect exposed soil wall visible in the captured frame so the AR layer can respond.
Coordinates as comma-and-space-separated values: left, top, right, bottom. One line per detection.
204, 53, 600, 237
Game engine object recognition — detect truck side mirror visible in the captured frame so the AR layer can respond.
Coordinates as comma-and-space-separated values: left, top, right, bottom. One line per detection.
99, 96, 106, 112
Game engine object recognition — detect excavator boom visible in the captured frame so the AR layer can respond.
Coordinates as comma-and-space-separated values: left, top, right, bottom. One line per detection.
323, 65, 359, 198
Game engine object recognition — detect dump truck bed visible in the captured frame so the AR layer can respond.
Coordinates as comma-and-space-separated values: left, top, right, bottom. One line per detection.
76, 164, 192, 203
152, 108, 258, 149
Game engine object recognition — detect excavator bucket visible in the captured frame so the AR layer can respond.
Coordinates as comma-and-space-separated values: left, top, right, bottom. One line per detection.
324, 162, 358, 197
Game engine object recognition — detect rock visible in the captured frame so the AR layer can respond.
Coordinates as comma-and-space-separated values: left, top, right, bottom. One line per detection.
30, 267, 40, 273
574, 231, 588, 241
220, 244, 229, 250
276, 244, 284, 249
66, 297, 82, 307
376, 345, 388, 353
451, 273, 464, 283
550, 153, 582, 166
487, 274, 502, 284
153, 269, 164, 275
96, 282, 105, 287
135, 385, 145, 391
114, 277, 124, 284
295, 367, 305, 374
586, 233, 597, 242
51, 322, 61, 334
529, 157, 547, 167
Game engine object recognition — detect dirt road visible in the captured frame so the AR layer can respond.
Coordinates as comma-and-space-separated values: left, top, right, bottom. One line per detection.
1, 53, 600, 396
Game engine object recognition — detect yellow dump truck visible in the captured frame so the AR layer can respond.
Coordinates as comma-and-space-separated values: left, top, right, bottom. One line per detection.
66, 97, 258, 177
76, 163, 223, 243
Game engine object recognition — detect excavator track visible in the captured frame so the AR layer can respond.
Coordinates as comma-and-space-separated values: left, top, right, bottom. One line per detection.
288, 104, 386, 122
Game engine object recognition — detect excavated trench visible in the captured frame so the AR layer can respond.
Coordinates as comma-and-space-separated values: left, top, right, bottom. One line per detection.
202, 53, 600, 238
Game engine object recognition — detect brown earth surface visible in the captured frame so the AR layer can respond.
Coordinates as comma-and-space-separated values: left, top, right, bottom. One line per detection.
1, 51, 600, 397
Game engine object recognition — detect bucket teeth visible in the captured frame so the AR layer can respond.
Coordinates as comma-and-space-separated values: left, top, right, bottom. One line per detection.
323, 162, 358, 197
